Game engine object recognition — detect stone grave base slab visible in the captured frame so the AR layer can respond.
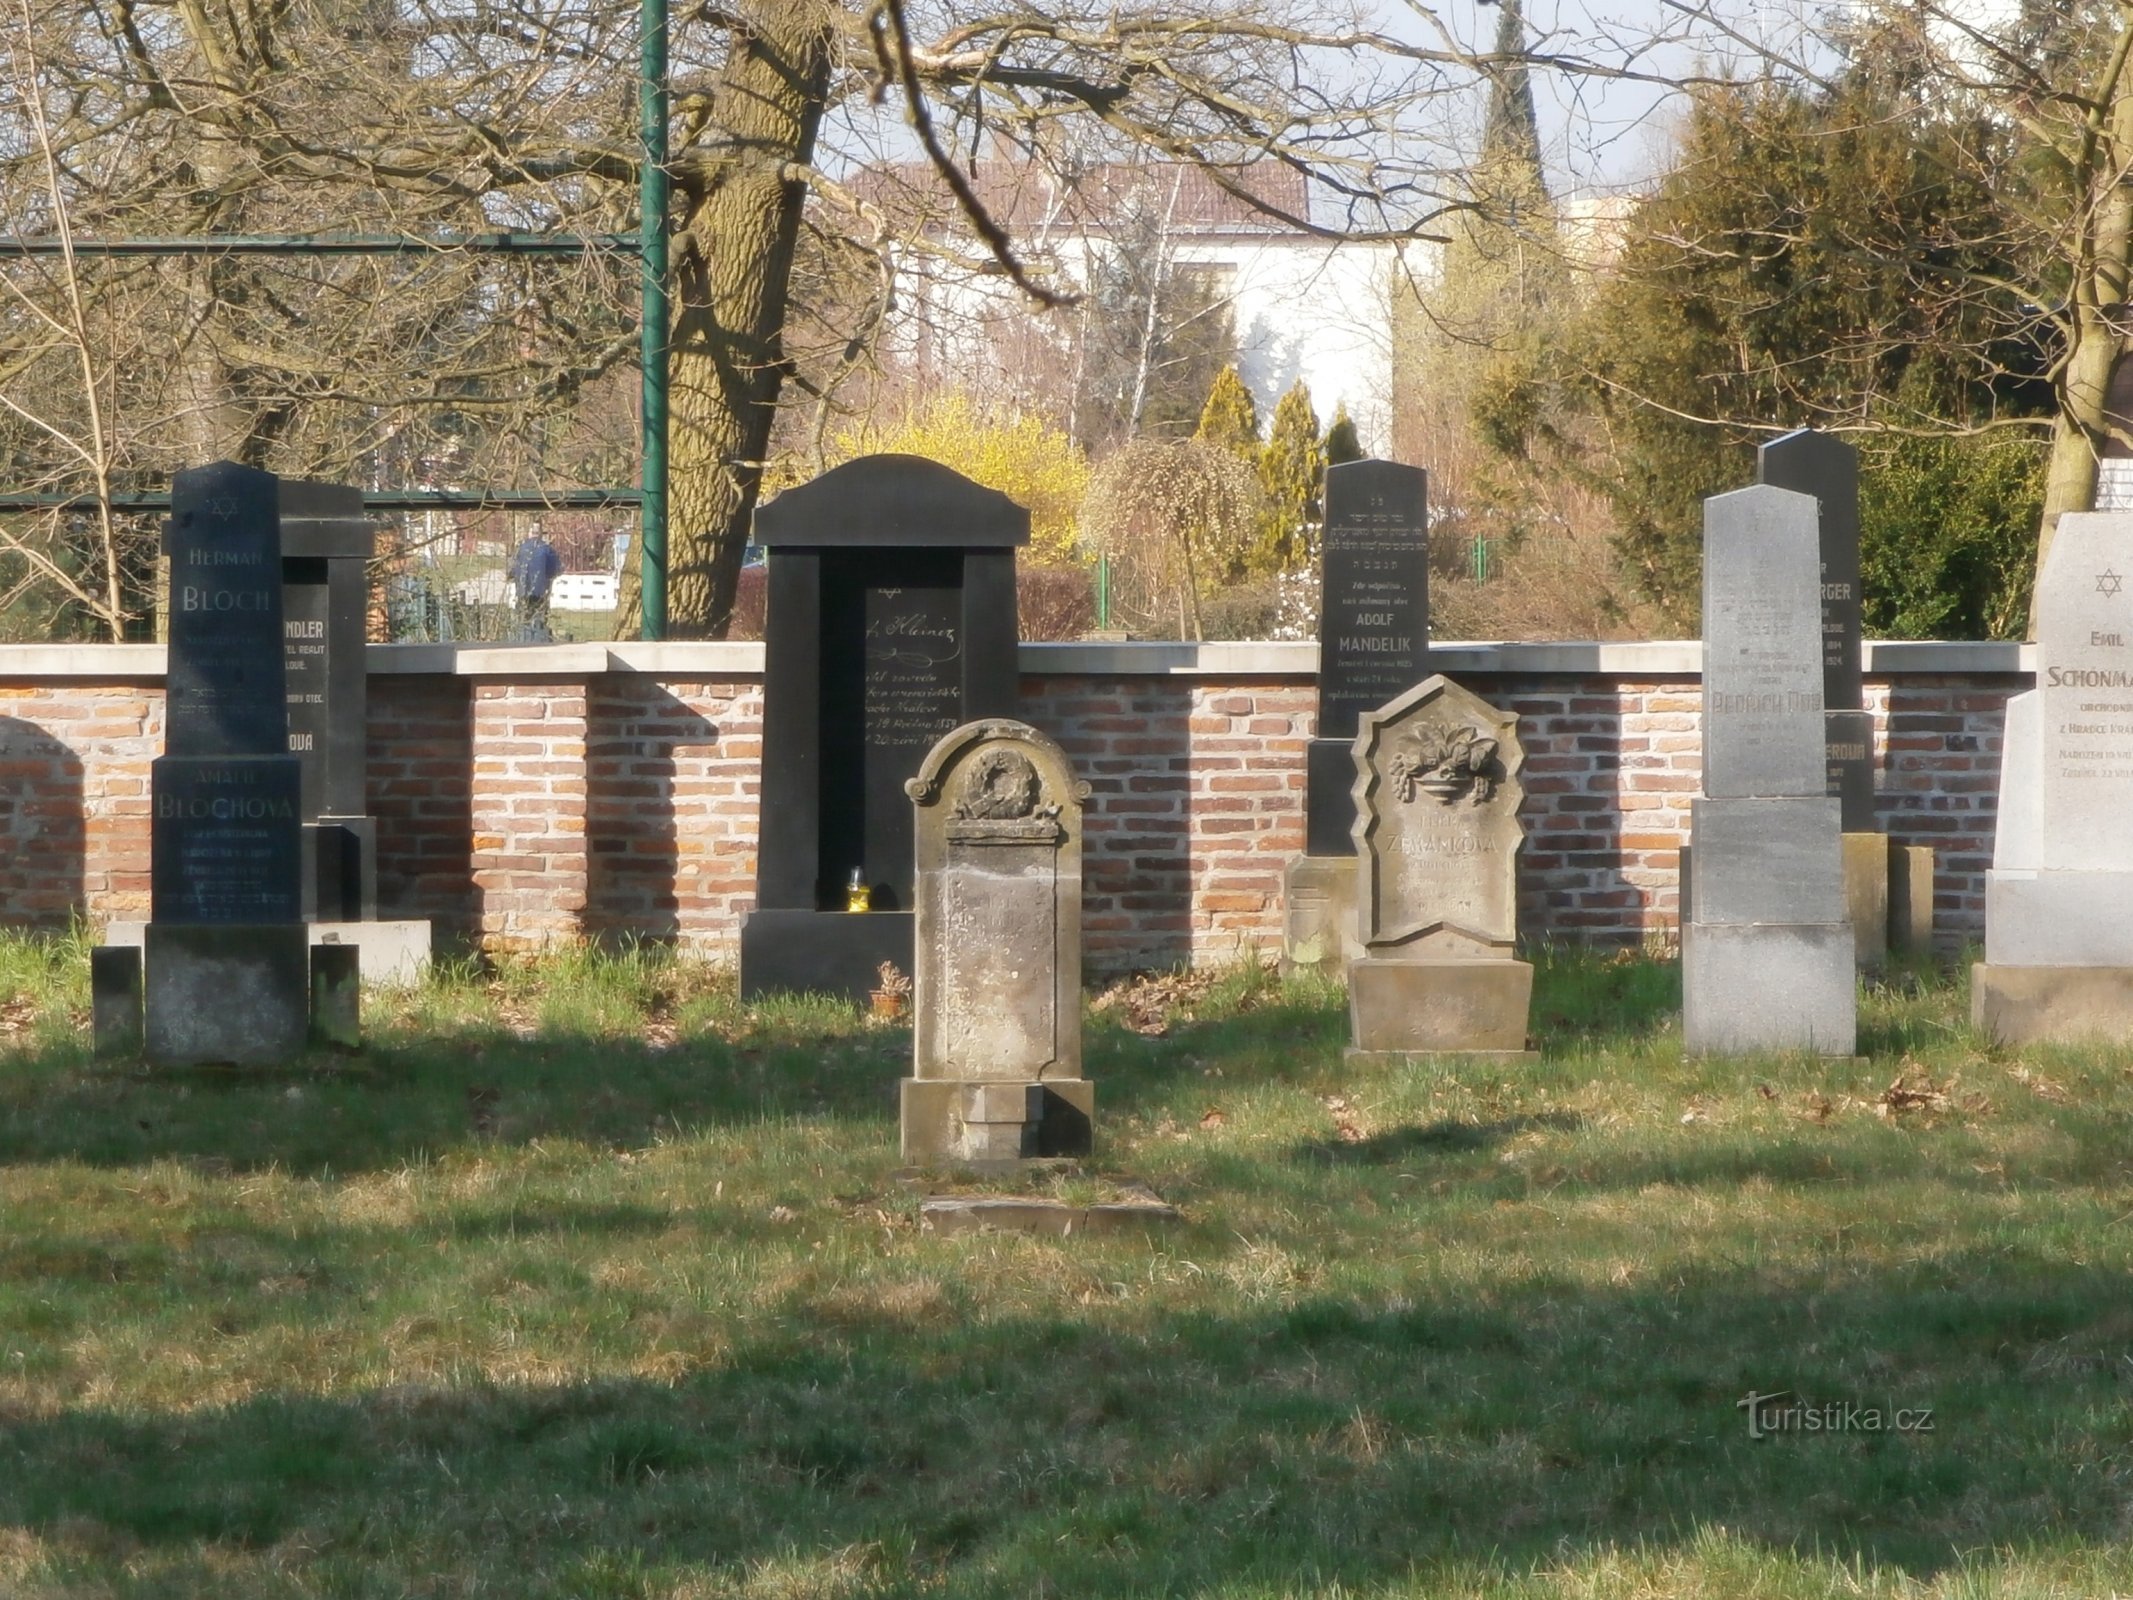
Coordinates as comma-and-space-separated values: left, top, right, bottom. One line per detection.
901, 1077, 1094, 1164
740, 909, 912, 1005
1280, 853, 1362, 977
145, 923, 311, 1067
1842, 831, 1890, 970
1347, 956, 1533, 1056
1889, 842, 1936, 956
1971, 963, 2133, 1046
108, 917, 430, 988
1682, 921, 1855, 1057
1984, 871, 2133, 968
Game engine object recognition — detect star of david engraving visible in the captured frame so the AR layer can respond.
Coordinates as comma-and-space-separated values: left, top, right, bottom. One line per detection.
2099, 568, 2126, 597
206, 495, 239, 518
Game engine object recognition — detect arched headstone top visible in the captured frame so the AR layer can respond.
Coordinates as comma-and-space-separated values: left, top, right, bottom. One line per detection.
755, 454, 1031, 548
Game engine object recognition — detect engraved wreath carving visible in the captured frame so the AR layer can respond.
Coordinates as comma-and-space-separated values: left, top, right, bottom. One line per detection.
952, 748, 1051, 821
1389, 723, 1500, 806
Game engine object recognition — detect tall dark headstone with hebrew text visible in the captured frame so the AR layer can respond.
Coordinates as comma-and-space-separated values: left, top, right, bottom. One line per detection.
1283, 459, 1430, 974
740, 455, 1025, 1003
1757, 430, 1932, 961
140, 461, 315, 1065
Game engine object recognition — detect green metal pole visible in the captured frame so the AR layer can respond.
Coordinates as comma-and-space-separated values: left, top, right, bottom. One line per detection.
1096, 553, 1109, 631
638, 0, 670, 640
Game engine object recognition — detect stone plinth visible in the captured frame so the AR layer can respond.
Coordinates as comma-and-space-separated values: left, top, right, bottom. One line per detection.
144, 922, 311, 1066
1345, 958, 1534, 1061
1280, 854, 1362, 977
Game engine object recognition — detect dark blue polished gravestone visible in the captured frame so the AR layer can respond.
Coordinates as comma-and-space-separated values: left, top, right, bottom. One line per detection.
1757, 430, 1871, 830
141, 461, 314, 1064
1308, 461, 1430, 854
740, 455, 1025, 1003
279, 478, 378, 921
1282, 459, 1431, 976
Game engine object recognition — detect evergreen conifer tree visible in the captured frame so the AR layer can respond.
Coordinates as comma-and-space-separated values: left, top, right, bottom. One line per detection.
1323, 403, 1364, 467
1196, 365, 1261, 461
1252, 380, 1324, 573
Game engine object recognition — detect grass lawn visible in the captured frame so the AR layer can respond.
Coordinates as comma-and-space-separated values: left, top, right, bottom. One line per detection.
1, 932, 2129, 1598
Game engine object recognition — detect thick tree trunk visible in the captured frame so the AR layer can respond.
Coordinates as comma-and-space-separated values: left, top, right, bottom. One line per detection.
624, 0, 834, 639
2034, 29, 2133, 625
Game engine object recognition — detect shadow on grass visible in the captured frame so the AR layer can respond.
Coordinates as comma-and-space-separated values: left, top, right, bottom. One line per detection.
1294, 1110, 1586, 1166
0, 1252, 2126, 1594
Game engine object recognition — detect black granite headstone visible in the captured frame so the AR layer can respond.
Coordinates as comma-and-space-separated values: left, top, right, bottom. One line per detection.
280, 480, 378, 920
164, 461, 288, 758
143, 462, 316, 1065
152, 463, 305, 926
151, 757, 304, 923
1308, 460, 1430, 855
1759, 431, 1874, 830
741, 456, 1025, 1002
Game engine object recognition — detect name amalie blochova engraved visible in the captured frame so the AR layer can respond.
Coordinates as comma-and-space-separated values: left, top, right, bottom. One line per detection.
157, 781, 298, 822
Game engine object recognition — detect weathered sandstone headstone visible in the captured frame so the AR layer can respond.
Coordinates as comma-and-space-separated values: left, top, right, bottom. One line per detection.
1682, 484, 1855, 1056
901, 719, 1093, 1163
1974, 512, 2133, 1042
1344, 674, 1533, 1060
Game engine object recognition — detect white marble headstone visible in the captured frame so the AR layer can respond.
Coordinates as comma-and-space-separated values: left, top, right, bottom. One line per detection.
1701, 485, 1826, 797
2035, 513, 2133, 872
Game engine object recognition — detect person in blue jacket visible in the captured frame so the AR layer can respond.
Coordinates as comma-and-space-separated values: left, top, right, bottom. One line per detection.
508, 526, 564, 640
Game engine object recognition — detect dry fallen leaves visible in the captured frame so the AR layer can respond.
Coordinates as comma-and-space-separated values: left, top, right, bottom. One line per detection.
1878, 1066, 1950, 1118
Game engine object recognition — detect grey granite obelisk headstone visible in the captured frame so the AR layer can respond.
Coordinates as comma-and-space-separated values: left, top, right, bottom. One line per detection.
1973, 511, 2133, 1042
1682, 484, 1856, 1056
1344, 675, 1533, 1061
901, 719, 1092, 1163
1758, 429, 1931, 961
140, 462, 316, 1065
1284, 459, 1429, 974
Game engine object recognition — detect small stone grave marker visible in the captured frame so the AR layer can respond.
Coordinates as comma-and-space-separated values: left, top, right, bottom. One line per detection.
901, 718, 1092, 1164
1345, 674, 1533, 1060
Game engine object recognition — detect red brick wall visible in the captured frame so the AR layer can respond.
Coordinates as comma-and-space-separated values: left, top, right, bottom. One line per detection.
0, 650, 2029, 967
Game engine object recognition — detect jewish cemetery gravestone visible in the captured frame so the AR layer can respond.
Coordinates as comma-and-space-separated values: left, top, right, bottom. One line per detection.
740, 455, 1024, 1003
1757, 430, 1933, 961
1283, 459, 1429, 976
102, 477, 430, 983
280, 481, 430, 982
122, 461, 328, 1064
1345, 674, 1533, 1061
1973, 511, 2133, 1042
901, 719, 1092, 1163
1681, 484, 1856, 1057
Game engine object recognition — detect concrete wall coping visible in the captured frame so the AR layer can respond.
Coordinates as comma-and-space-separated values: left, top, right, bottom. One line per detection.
0, 637, 2036, 681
